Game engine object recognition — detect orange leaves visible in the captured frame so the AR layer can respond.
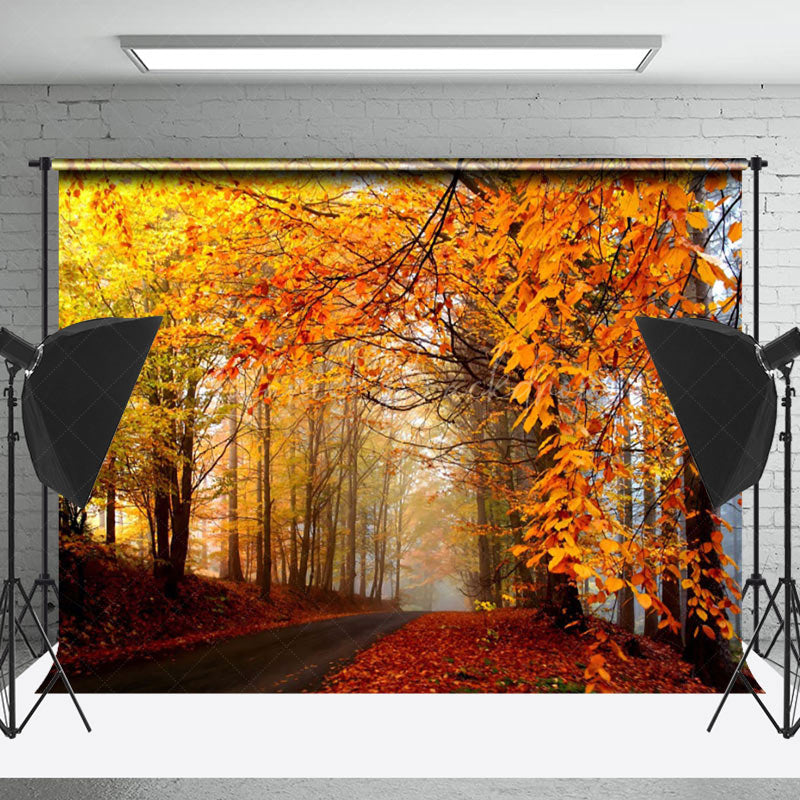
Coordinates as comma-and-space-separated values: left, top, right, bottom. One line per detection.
664, 183, 685, 209
696, 251, 737, 291
510, 381, 532, 404
517, 344, 536, 370
585, 653, 611, 685
599, 539, 620, 555
686, 211, 709, 230
728, 221, 742, 242
322, 609, 714, 694
617, 190, 640, 219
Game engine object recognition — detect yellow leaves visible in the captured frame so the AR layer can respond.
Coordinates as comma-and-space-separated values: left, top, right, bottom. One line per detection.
617, 190, 640, 219
573, 563, 594, 581
510, 381, 532, 404
548, 547, 567, 571
531, 283, 562, 305
695, 258, 719, 287
634, 590, 652, 611
664, 247, 690, 270
695, 251, 736, 291
605, 576, 625, 593
599, 539, 620, 555
665, 183, 690, 211
517, 344, 536, 370
686, 211, 708, 229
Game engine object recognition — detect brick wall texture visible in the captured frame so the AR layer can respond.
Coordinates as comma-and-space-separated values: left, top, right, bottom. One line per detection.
0, 81, 796, 663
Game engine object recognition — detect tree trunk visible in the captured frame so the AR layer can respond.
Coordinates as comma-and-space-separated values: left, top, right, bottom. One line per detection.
500, 412, 535, 604
660, 470, 684, 647
643, 463, 659, 638
344, 398, 359, 598
227, 398, 244, 583
476, 486, 492, 603
261, 396, 272, 600
288, 440, 299, 588
618, 436, 635, 632
322, 462, 343, 591
298, 409, 318, 589
256, 444, 263, 587
358, 508, 367, 598
154, 489, 170, 574
105, 456, 116, 545
683, 468, 739, 688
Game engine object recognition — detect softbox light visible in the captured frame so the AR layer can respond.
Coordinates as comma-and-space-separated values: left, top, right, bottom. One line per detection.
0, 315, 160, 739
636, 313, 800, 738
635, 315, 777, 508
19, 316, 162, 508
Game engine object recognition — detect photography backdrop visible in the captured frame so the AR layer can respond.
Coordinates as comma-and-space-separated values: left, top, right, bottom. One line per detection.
53, 157, 744, 693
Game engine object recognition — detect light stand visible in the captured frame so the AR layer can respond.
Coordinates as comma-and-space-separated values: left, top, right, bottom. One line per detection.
742, 154, 770, 654
709, 360, 800, 737
636, 316, 800, 738
0, 315, 160, 737
0, 361, 90, 738
27, 157, 57, 655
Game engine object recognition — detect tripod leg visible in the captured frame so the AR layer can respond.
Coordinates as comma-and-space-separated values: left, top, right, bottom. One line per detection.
13, 581, 42, 660
0, 584, 8, 728
0, 581, 8, 663
17, 670, 59, 734
788, 583, 800, 730
708, 580, 783, 732
15, 608, 90, 733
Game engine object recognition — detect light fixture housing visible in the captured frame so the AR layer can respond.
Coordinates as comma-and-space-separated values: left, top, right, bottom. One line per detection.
120, 35, 661, 75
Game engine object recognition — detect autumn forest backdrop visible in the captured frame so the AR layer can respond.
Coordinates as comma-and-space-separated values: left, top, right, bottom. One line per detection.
56, 164, 746, 693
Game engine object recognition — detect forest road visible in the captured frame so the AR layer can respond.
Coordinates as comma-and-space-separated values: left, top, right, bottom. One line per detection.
60, 610, 425, 693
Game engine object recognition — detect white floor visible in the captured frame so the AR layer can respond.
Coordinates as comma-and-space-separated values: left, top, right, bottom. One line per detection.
2, 644, 798, 778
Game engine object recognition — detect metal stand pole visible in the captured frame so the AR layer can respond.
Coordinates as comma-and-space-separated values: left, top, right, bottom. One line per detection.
1, 362, 20, 737
781, 363, 793, 736
741, 155, 769, 653
708, 363, 800, 737
0, 362, 90, 738
27, 157, 57, 653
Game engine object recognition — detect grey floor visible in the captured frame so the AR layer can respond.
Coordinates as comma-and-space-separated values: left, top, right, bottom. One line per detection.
0, 780, 797, 800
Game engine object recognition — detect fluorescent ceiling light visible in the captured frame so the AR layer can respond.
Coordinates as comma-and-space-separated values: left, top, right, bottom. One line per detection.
120, 36, 661, 74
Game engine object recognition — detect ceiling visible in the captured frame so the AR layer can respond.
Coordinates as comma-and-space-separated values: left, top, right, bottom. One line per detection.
1, 0, 797, 84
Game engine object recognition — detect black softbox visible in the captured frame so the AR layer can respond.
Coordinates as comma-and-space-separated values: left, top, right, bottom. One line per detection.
22, 316, 161, 508
635, 315, 776, 508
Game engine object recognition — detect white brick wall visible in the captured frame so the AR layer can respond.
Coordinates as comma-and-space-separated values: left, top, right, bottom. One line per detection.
1, 81, 797, 657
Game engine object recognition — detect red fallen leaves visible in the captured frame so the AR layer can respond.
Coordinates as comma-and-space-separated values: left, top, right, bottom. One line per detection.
321, 609, 715, 694
58, 540, 389, 676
